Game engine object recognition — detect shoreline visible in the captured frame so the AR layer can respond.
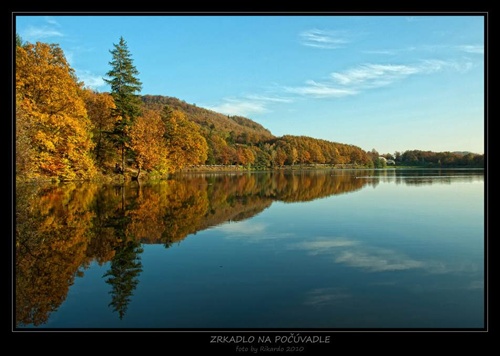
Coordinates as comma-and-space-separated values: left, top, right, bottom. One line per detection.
179, 164, 484, 173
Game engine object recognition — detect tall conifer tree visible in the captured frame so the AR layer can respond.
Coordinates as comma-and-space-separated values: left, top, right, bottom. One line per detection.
104, 36, 142, 174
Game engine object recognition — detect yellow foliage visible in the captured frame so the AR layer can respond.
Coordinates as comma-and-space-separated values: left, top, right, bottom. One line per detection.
129, 109, 170, 176
16, 41, 97, 180
163, 109, 209, 172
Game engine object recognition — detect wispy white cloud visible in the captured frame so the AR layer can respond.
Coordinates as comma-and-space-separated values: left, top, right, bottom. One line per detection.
244, 94, 293, 103
299, 29, 350, 49
284, 58, 474, 99
21, 16, 65, 42
418, 59, 473, 73
331, 64, 420, 87
331, 60, 472, 87
204, 93, 293, 117
363, 44, 484, 58
207, 46, 478, 112
44, 16, 61, 26
204, 98, 268, 116
76, 70, 106, 89
456, 45, 484, 54
360, 46, 423, 56
22, 25, 64, 41
284, 80, 358, 98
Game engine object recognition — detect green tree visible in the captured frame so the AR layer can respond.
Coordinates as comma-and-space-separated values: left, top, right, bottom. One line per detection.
104, 36, 142, 174
374, 157, 387, 168
16, 33, 23, 47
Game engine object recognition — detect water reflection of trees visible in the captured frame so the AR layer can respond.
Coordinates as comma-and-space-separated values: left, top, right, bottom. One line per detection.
359, 169, 484, 186
15, 170, 483, 326
16, 172, 367, 326
103, 240, 143, 319
268, 171, 367, 202
16, 183, 98, 326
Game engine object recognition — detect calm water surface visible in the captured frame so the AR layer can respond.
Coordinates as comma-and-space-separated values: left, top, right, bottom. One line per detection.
15, 169, 484, 329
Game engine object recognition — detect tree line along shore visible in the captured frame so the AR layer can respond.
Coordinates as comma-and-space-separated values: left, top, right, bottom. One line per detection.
15, 35, 484, 183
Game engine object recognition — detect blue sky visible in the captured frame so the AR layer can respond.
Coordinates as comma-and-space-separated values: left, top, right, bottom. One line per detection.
15, 14, 485, 154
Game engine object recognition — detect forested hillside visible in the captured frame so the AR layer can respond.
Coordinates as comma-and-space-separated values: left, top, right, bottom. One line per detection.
141, 95, 274, 142
140, 95, 371, 169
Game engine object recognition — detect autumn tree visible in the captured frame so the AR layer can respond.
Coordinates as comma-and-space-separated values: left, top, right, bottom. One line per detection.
206, 135, 235, 165
16, 41, 97, 180
104, 36, 142, 174
235, 146, 255, 167
274, 147, 287, 167
81, 89, 117, 170
288, 146, 298, 166
129, 109, 169, 179
253, 147, 271, 169
161, 107, 208, 172
15, 92, 36, 179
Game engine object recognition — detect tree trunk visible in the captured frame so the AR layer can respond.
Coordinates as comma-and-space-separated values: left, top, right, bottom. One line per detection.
132, 166, 140, 181
121, 139, 125, 176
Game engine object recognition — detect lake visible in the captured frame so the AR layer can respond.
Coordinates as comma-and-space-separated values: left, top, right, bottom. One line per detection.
14, 169, 485, 329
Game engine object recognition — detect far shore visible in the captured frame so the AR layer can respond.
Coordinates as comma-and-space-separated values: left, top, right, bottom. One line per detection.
178, 164, 484, 174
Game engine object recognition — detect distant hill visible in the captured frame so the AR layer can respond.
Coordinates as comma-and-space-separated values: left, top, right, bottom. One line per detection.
140, 94, 371, 168
452, 151, 479, 156
141, 95, 274, 142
